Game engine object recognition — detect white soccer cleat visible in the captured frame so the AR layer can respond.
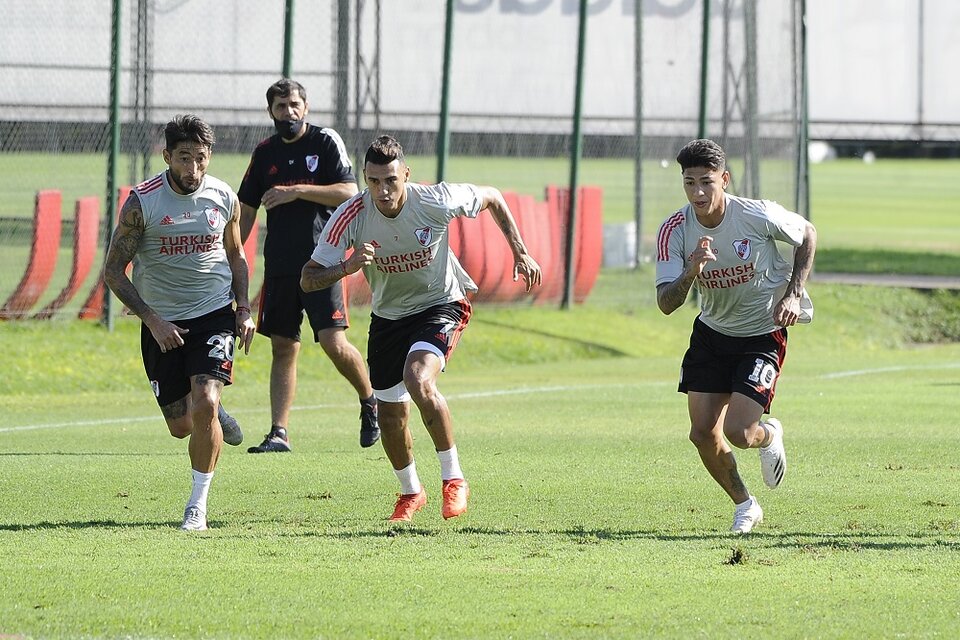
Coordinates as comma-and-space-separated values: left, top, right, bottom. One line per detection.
759, 418, 787, 489
731, 496, 763, 534
180, 506, 208, 531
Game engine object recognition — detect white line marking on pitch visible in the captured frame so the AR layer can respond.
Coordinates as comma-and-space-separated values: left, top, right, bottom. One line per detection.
0, 383, 653, 434
821, 363, 960, 379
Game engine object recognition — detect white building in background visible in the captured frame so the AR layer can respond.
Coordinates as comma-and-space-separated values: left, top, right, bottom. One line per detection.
0, 0, 957, 143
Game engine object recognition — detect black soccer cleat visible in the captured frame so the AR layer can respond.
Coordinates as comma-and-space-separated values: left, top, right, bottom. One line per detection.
359, 401, 380, 448
247, 427, 291, 453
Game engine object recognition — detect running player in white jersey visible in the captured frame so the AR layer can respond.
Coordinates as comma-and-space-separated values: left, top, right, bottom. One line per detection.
104, 115, 257, 532
301, 135, 542, 523
655, 138, 816, 534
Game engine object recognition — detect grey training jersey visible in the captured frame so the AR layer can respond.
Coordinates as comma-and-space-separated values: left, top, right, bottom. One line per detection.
311, 182, 482, 320
131, 171, 237, 321
655, 194, 806, 337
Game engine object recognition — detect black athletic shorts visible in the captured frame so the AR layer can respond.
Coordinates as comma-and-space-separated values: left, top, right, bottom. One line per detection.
367, 300, 472, 395
141, 304, 235, 407
678, 316, 788, 413
256, 275, 349, 342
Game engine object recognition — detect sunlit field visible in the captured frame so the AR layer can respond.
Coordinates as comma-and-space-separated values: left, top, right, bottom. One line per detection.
2, 270, 959, 637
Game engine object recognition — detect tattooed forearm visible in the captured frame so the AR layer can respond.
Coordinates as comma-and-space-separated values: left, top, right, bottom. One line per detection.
484, 189, 528, 258
103, 193, 156, 320
300, 262, 343, 292
656, 271, 698, 315
784, 222, 817, 297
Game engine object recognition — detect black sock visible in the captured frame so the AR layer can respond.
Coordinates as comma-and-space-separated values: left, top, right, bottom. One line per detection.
360, 395, 377, 407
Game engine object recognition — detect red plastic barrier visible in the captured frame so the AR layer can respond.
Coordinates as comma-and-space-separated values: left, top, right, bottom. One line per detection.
35, 196, 101, 319
0, 190, 63, 319
243, 221, 258, 282
574, 186, 603, 303
543, 185, 603, 304
543, 186, 567, 303
514, 195, 551, 303
78, 186, 132, 319
490, 192, 527, 302
455, 212, 487, 300
481, 208, 511, 301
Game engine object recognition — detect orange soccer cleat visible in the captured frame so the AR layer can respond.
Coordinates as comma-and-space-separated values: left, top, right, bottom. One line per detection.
389, 489, 427, 522
441, 478, 470, 520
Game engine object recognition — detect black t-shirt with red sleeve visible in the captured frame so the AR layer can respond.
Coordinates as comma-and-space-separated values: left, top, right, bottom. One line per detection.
238, 124, 356, 277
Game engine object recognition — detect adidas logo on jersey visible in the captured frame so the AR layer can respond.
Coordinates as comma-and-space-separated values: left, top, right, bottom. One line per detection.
160, 215, 175, 225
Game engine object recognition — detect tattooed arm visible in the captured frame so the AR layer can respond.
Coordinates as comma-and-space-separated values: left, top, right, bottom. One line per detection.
300, 242, 376, 293
774, 220, 817, 326
656, 235, 716, 315
103, 192, 187, 352
477, 186, 542, 292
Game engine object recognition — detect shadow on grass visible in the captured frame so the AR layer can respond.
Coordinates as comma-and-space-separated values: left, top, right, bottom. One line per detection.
454, 526, 960, 550
473, 317, 631, 358
279, 525, 960, 551
0, 520, 177, 531
3, 522, 957, 552
0, 452, 180, 457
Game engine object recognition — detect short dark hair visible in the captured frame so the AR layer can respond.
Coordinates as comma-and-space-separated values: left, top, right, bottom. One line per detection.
163, 114, 215, 151
364, 135, 405, 166
676, 138, 726, 172
266, 78, 306, 108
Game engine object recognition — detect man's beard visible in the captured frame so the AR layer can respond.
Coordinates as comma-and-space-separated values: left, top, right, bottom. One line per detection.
169, 170, 200, 194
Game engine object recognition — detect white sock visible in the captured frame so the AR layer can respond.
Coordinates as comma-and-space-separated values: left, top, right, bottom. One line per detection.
187, 469, 214, 513
735, 495, 755, 510
437, 445, 464, 481
394, 461, 422, 495
758, 421, 775, 449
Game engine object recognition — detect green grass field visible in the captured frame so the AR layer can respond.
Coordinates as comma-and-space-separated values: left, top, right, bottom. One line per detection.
2, 269, 959, 638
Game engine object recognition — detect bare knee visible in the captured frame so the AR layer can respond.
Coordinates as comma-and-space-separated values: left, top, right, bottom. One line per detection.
190, 390, 219, 432
271, 336, 299, 362
318, 329, 356, 361
317, 328, 341, 351
403, 370, 438, 407
167, 422, 191, 439
723, 423, 754, 449
378, 402, 409, 434
689, 425, 719, 449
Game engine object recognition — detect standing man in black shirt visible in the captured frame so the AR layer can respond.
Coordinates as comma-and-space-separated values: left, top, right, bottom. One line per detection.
238, 78, 379, 453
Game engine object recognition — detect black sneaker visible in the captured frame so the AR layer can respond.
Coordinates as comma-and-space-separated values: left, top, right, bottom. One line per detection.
359, 401, 380, 448
247, 428, 291, 453
218, 404, 243, 446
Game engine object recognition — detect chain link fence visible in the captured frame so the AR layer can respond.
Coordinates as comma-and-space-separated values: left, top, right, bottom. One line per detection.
0, 0, 805, 319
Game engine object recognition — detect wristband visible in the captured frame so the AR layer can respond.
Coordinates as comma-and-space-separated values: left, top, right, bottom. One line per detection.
339, 259, 348, 277
235, 305, 251, 314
